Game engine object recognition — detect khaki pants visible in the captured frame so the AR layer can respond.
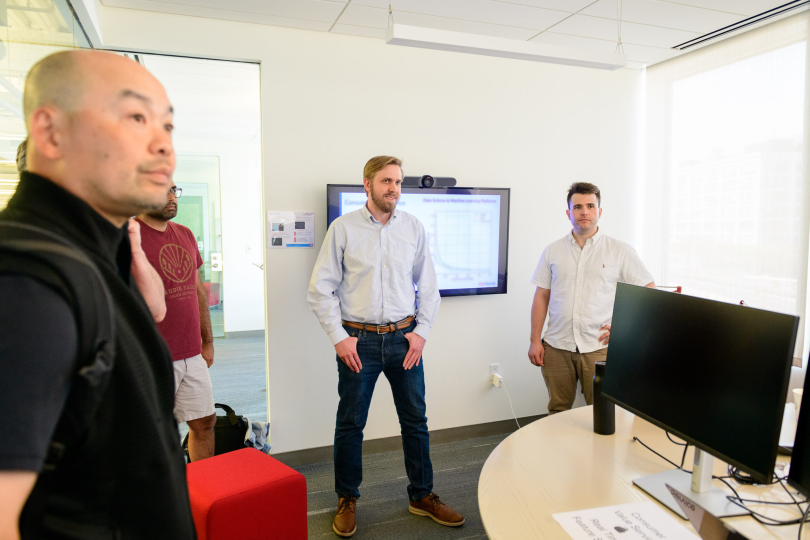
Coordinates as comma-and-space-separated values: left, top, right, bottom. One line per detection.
541, 342, 607, 415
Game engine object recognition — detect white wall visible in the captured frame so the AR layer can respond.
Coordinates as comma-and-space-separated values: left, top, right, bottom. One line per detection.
101, 8, 645, 454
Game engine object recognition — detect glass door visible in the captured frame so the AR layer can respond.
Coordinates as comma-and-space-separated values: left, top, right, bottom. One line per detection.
174, 155, 224, 338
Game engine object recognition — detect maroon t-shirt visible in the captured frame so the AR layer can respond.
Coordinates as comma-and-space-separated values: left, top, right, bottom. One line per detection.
137, 218, 204, 361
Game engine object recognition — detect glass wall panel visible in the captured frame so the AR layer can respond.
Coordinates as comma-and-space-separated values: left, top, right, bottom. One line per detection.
0, 0, 90, 209
117, 52, 266, 436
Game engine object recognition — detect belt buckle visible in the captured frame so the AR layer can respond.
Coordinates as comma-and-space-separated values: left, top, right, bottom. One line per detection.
377, 322, 396, 334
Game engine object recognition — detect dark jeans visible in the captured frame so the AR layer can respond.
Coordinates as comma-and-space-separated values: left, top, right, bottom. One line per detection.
334, 321, 433, 501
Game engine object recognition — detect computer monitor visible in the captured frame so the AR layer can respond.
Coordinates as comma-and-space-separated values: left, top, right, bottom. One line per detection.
788, 364, 810, 496
602, 284, 799, 519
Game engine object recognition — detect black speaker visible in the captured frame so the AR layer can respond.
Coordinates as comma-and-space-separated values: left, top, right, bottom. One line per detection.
402, 175, 457, 188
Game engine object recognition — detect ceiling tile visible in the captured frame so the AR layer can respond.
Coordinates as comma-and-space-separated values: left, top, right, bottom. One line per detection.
621, 42, 682, 63
531, 31, 681, 65
530, 31, 618, 52
331, 24, 387, 38
102, 0, 333, 30
112, 0, 346, 22
338, 4, 540, 39
662, 1, 785, 17
351, 0, 569, 30
488, 0, 596, 12
337, 4, 388, 28
549, 13, 701, 47
580, 0, 743, 33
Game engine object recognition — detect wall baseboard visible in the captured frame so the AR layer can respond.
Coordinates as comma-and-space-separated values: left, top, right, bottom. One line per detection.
272, 414, 546, 468
223, 330, 265, 339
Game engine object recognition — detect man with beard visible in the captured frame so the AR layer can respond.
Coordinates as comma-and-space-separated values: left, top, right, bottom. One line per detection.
528, 182, 655, 414
307, 156, 463, 537
137, 181, 216, 461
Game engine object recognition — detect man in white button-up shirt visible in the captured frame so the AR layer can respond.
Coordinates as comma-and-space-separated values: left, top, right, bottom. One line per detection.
308, 156, 464, 537
528, 182, 655, 415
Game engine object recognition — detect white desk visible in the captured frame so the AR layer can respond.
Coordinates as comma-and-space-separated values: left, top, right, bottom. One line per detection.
478, 406, 799, 540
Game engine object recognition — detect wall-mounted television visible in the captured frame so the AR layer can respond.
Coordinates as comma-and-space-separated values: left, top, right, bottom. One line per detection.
327, 184, 510, 297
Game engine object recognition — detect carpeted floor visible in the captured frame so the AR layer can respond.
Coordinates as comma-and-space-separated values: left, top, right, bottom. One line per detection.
176, 336, 504, 540
210, 305, 224, 337
296, 433, 508, 539
178, 335, 267, 441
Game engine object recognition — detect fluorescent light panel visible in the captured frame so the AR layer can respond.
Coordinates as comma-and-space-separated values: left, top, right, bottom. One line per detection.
386, 24, 627, 71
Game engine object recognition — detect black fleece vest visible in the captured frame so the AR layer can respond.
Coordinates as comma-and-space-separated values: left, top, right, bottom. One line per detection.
1, 172, 196, 540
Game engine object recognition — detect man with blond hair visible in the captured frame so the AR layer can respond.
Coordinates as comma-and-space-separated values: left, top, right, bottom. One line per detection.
0, 50, 195, 538
308, 156, 464, 537
528, 182, 655, 414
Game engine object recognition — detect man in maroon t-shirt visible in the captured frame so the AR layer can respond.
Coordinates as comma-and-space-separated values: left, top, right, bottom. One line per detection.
137, 181, 216, 461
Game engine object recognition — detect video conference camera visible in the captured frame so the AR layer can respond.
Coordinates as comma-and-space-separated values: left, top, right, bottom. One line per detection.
402, 175, 457, 188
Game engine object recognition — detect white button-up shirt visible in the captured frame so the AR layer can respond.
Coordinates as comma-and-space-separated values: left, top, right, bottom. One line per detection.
531, 228, 654, 353
308, 204, 440, 345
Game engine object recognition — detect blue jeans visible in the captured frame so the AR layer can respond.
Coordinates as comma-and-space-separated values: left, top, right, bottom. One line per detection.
334, 321, 433, 501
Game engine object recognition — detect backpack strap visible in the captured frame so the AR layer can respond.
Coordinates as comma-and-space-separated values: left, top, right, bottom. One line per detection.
0, 221, 116, 468
215, 403, 241, 427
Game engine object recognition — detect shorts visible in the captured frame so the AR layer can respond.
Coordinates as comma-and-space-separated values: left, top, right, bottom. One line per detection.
172, 354, 215, 423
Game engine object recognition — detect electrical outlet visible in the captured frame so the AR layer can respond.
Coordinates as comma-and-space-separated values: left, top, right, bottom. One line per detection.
490, 363, 500, 377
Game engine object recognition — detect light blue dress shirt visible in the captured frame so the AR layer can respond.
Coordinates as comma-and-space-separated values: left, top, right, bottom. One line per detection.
307, 204, 441, 346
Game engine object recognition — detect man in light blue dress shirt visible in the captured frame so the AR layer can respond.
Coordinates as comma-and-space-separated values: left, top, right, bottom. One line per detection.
308, 156, 464, 537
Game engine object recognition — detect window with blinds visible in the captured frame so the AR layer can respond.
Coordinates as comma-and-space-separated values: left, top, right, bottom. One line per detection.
643, 12, 810, 360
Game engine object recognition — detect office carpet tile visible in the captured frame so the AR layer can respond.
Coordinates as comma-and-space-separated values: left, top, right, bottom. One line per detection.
296, 433, 508, 539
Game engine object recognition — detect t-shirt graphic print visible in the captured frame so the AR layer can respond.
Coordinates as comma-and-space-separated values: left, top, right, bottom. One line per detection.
137, 218, 204, 361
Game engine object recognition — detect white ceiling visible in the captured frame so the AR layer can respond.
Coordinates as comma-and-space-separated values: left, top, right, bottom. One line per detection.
103, 0, 790, 68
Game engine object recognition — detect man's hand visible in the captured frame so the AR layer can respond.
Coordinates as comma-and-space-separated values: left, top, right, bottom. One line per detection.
202, 341, 214, 368
598, 324, 611, 345
335, 337, 362, 373
403, 333, 426, 370
128, 217, 142, 247
128, 219, 167, 322
529, 339, 545, 367
0, 470, 36, 540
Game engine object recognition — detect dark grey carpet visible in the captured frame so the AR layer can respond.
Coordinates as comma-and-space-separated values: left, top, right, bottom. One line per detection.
296, 433, 508, 539
175, 335, 508, 539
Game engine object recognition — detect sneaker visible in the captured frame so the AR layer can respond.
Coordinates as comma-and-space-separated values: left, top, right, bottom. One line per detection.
408, 493, 465, 526
332, 496, 357, 537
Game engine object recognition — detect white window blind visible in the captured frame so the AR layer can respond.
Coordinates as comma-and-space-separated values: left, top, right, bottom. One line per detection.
643, 13, 810, 360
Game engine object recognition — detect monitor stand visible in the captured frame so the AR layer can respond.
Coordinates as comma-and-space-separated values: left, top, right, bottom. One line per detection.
632, 449, 750, 520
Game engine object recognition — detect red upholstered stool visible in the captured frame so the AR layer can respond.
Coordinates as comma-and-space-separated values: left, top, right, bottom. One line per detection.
186, 448, 307, 540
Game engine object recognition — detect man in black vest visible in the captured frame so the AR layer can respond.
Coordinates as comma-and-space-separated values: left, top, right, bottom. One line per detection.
0, 50, 196, 538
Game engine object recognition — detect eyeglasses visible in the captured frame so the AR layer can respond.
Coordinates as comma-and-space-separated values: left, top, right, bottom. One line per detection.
169, 187, 182, 198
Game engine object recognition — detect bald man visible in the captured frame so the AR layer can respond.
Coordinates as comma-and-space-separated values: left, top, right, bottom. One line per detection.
0, 51, 195, 539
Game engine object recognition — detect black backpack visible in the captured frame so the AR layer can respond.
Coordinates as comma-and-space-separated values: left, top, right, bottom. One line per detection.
182, 403, 249, 461
0, 221, 116, 471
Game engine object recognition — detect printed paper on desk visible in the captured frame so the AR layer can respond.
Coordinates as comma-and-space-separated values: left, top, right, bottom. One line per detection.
553, 502, 699, 540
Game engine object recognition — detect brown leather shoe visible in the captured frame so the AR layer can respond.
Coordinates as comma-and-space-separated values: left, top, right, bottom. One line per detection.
332, 496, 357, 537
409, 493, 465, 526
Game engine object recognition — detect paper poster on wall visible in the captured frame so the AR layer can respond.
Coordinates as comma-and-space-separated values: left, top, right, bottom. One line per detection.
552, 502, 698, 540
267, 211, 315, 248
